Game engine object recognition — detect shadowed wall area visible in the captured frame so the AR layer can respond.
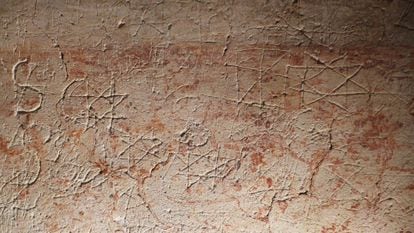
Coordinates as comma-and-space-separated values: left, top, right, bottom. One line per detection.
0, 0, 413, 232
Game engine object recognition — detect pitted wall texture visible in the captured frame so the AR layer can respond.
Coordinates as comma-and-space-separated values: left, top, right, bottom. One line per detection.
0, 0, 413, 232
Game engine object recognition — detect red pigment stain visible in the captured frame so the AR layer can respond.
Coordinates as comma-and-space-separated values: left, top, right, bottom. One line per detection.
0, 137, 23, 156
223, 143, 240, 151
255, 207, 269, 223
406, 184, 414, 191
18, 188, 30, 200
265, 177, 273, 188
69, 129, 83, 139
310, 149, 328, 170
289, 51, 304, 65
350, 202, 360, 210
321, 224, 336, 233
69, 49, 98, 66
145, 117, 166, 132
110, 134, 120, 152
22, 97, 41, 109
119, 122, 131, 132
233, 181, 242, 191
69, 67, 86, 77
94, 159, 110, 175
278, 201, 288, 213
251, 152, 265, 171
352, 112, 403, 151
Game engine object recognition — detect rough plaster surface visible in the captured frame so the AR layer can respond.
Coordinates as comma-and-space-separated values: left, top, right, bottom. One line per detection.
0, 0, 413, 232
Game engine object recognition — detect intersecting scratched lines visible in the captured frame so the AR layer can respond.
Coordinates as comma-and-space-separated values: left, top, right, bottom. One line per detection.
57, 77, 128, 133
220, 47, 288, 110
286, 52, 366, 111
0, 0, 414, 232
176, 121, 238, 190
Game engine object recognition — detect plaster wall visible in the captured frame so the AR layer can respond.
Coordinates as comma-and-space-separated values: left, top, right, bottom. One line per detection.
0, 1, 413, 232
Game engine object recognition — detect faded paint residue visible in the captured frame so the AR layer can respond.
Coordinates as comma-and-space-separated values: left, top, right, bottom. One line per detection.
0, 0, 413, 232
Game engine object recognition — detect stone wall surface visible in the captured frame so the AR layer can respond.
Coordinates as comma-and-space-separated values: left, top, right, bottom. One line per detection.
0, 0, 413, 232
